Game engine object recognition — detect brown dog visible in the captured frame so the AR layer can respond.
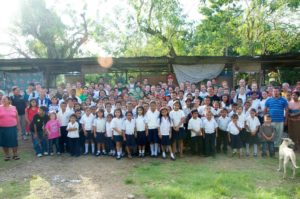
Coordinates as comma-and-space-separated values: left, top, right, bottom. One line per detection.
277, 138, 299, 179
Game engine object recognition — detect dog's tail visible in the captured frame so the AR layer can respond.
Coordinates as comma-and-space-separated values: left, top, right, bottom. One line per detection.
291, 153, 299, 169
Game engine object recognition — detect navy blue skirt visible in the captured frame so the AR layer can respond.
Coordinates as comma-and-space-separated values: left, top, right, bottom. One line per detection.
0, 126, 18, 147
172, 127, 185, 141
161, 135, 171, 146
96, 132, 106, 143
113, 135, 123, 142
137, 131, 147, 146
148, 129, 159, 143
85, 130, 94, 140
230, 134, 242, 149
125, 134, 136, 147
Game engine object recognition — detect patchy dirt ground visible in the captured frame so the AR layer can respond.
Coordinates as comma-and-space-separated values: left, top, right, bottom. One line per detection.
0, 138, 146, 199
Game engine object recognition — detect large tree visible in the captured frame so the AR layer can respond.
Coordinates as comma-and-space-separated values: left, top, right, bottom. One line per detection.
2, 0, 90, 58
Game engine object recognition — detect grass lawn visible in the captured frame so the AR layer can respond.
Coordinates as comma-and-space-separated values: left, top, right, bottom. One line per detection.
126, 155, 300, 199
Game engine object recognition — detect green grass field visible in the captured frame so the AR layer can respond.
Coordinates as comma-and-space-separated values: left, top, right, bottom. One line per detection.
126, 155, 300, 199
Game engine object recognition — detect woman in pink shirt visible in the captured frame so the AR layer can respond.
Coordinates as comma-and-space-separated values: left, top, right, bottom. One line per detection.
45, 112, 61, 155
0, 96, 21, 161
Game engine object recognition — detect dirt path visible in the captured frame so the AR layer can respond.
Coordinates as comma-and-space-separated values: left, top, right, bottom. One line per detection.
0, 137, 145, 199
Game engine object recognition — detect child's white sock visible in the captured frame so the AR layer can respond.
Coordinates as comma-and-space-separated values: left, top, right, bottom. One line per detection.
246, 143, 250, 154
85, 144, 89, 153
91, 144, 95, 154
142, 149, 145, 154
150, 144, 154, 155
139, 149, 142, 154
157, 145, 160, 153
154, 143, 158, 156
253, 144, 257, 154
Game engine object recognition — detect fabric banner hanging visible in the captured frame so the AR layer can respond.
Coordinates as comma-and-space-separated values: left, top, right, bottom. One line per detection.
173, 64, 225, 84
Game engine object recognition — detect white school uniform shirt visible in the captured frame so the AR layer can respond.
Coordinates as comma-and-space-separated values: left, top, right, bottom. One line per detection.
66, 122, 79, 138
57, 110, 74, 126
80, 114, 95, 131
135, 115, 147, 132
250, 99, 260, 111
228, 110, 236, 118
227, 121, 241, 135
167, 100, 175, 109
212, 108, 221, 117
122, 119, 135, 135
158, 117, 172, 136
217, 116, 231, 131
111, 117, 124, 136
199, 91, 207, 99
104, 109, 114, 117
236, 93, 246, 104
169, 109, 185, 128
243, 108, 250, 118
246, 116, 260, 132
221, 102, 231, 110
93, 118, 106, 133
237, 113, 246, 128
145, 110, 159, 129
202, 118, 218, 134
197, 105, 213, 116
106, 121, 113, 137
188, 117, 203, 137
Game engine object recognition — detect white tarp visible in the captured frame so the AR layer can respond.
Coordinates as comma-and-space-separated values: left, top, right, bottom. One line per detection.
173, 64, 225, 84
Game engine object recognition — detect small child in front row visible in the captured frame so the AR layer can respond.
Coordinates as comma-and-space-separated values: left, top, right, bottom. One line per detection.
123, 111, 136, 159
93, 109, 106, 156
106, 114, 115, 156
45, 112, 61, 155
158, 107, 175, 160
227, 114, 243, 157
111, 108, 124, 160
259, 115, 275, 157
216, 109, 231, 154
245, 108, 261, 157
202, 111, 218, 157
188, 109, 204, 155
135, 106, 148, 158
66, 114, 80, 157
80, 107, 95, 155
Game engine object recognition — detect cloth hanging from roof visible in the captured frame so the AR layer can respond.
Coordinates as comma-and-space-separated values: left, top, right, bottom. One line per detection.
173, 64, 225, 84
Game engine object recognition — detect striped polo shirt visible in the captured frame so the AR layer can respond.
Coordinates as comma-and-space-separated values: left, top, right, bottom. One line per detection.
265, 97, 288, 122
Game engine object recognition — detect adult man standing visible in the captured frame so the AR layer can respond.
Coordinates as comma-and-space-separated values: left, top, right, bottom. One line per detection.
265, 87, 288, 148
10, 86, 27, 140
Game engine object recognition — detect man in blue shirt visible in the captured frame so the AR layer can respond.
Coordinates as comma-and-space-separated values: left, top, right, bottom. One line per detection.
265, 87, 288, 148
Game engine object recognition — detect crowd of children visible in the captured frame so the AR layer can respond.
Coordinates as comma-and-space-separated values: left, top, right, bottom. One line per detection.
3, 76, 300, 160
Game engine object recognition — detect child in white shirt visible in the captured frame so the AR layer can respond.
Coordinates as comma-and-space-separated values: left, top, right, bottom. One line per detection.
111, 108, 124, 160
202, 111, 218, 157
216, 109, 231, 154
158, 107, 175, 160
80, 107, 95, 155
105, 114, 115, 156
66, 114, 80, 157
245, 108, 261, 157
188, 109, 204, 155
122, 112, 136, 159
227, 114, 243, 157
135, 106, 148, 157
93, 109, 106, 156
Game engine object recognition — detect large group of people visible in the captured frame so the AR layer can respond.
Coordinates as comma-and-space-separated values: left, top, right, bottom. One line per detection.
0, 74, 299, 161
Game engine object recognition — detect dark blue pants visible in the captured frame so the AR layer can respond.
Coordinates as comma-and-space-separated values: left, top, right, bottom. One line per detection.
205, 133, 216, 156
48, 138, 60, 154
69, 137, 80, 156
59, 126, 68, 153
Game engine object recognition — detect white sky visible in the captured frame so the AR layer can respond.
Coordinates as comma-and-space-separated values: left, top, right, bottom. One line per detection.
0, 0, 202, 58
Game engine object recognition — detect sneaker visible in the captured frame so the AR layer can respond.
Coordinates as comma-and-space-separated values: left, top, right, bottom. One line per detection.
37, 154, 42, 158
102, 151, 107, 155
50, 153, 54, 156
139, 153, 142, 158
44, 152, 48, 156
96, 151, 101, 156
253, 154, 257, 158
170, 153, 176, 161
56, 152, 61, 155
83, 152, 89, 155
246, 153, 250, 157
116, 155, 121, 160
162, 152, 166, 159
